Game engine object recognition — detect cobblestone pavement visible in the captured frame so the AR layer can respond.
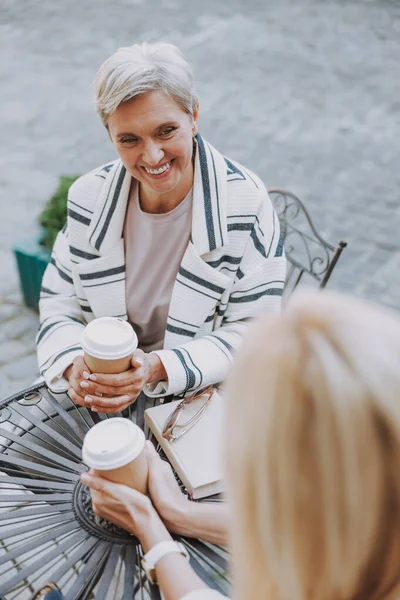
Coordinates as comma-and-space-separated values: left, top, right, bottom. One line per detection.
1, 0, 399, 397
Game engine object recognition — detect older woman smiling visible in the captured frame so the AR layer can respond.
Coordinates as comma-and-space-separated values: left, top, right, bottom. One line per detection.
36, 42, 286, 412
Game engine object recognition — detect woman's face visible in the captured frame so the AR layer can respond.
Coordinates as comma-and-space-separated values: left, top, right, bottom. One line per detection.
107, 90, 198, 203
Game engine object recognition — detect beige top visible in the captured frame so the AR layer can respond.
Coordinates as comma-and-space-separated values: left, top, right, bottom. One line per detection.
124, 180, 193, 352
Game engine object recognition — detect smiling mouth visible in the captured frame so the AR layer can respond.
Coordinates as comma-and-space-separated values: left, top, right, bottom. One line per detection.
143, 161, 172, 176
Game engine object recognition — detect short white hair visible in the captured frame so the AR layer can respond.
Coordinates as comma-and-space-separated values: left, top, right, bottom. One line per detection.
95, 42, 198, 126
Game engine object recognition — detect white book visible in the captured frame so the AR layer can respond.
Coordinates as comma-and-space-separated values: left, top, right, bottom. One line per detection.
144, 390, 225, 500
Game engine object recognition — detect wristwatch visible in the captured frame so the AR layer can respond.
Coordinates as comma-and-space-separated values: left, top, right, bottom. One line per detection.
142, 541, 190, 585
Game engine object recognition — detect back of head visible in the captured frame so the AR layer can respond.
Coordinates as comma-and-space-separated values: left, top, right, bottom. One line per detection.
225, 290, 400, 600
95, 42, 198, 126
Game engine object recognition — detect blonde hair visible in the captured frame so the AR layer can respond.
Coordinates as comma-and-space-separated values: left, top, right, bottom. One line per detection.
225, 290, 400, 600
94, 42, 198, 126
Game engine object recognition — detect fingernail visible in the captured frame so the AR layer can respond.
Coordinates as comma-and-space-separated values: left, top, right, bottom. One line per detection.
135, 358, 144, 366
91, 407, 98, 412
89, 374, 97, 381
83, 371, 90, 380
97, 392, 103, 397
80, 381, 89, 388
85, 396, 92, 404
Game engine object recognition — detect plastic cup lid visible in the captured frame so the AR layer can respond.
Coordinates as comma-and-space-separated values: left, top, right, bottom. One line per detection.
81, 317, 137, 360
82, 418, 145, 470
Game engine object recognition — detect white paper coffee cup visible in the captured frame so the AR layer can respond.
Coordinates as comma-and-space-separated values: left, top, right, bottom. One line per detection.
82, 418, 148, 493
81, 317, 138, 374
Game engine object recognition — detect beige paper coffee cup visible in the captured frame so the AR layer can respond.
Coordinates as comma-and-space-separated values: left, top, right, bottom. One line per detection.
82, 418, 148, 494
81, 317, 138, 374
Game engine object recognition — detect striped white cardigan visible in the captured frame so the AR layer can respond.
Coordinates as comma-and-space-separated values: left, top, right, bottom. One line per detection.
37, 135, 286, 395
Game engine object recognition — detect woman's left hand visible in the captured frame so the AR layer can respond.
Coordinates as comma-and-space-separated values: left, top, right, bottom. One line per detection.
80, 470, 172, 550
79, 350, 167, 414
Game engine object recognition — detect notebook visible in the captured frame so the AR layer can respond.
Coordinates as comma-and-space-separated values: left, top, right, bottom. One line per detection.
144, 389, 225, 500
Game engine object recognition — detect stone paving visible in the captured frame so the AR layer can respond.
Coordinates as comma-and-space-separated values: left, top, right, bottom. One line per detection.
0, 0, 399, 398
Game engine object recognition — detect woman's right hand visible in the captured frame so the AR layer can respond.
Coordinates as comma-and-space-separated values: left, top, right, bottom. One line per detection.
145, 441, 191, 529
146, 441, 230, 546
64, 356, 93, 408
80, 470, 172, 552
65, 356, 138, 413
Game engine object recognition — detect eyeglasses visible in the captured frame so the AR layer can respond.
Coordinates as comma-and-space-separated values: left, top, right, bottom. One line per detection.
162, 385, 215, 442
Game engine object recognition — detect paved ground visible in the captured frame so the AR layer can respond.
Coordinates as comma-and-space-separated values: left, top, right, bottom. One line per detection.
1, 0, 399, 398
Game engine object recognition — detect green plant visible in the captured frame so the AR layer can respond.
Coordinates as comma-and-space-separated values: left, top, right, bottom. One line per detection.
38, 175, 80, 250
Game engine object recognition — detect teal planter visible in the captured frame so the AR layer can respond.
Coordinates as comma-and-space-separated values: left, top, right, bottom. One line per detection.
13, 234, 51, 311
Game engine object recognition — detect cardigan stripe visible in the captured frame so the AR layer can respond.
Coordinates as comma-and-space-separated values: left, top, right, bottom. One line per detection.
196, 135, 216, 251
230, 288, 283, 303
99, 163, 114, 174
80, 265, 125, 280
96, 165, 127, 250
275, 232, 284, 257
225, 157, 246, 181
217, 306, 227, 318
37, 316, 84, 344
205, 336, 232, 363
79, 304, 93, 313
41, 344, 82, 374
89, 164, 120, 249
172, 349, 196, 389
70, 246, 98, 260
68, 209, 91, 226
166, 324, 196, 338
89, 164, 119, 246
38, 320, 80, 346
82, 277, 126, 289
206, 255, 241, 268
168, 315, 199, 331
69, 199, 93, 214
228, 214, 265, 239
41, 287, 57, 295
240, 165, 260, 189
250, 228, 266, 257
50, 258, 73, 284
211, 335, 233, 352
179, 267, 225, 295
230, 280, 285, 297
51, 254, 72, 274
181, 347, 203, 388
227, 223, 253, 232
176, 277, 220, 301
208, 141, 224, 247
266, 210, 277, 257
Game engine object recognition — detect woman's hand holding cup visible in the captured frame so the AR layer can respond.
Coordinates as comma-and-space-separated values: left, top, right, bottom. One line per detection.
80, 440, 177, 549
65, 355, 94, 408
65, 317, 168, 413
78, 350, 150, 414
79, 351, 167, 414
67, 350, 153, 414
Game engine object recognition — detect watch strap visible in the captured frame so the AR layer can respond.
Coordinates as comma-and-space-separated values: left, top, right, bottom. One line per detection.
142, 541, 189, 584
